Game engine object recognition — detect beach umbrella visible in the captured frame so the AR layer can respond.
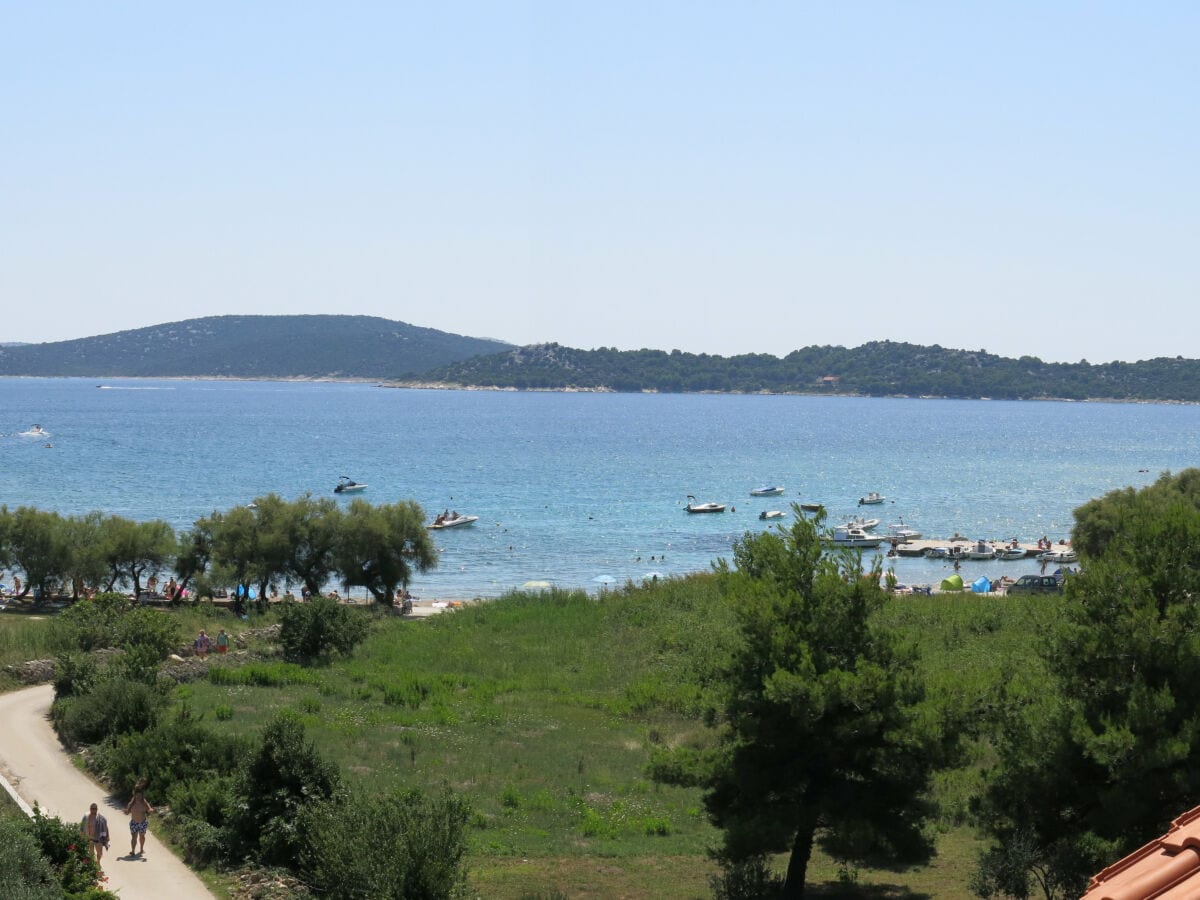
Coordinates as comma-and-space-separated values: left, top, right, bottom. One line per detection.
592, 575, 617, 585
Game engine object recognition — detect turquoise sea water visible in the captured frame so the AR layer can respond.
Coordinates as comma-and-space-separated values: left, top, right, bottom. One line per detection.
2, 378, 1196, 598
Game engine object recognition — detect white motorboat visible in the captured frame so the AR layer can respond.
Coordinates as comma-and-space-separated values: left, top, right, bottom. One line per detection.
685, 495, 726, 514
828, 526, 884, 548
998, 547, 1027, 561
859, 492, 885, 506
429, 513, 480, 530
749, 485, 785, 497
1038, 548, 1078, 564
967, 540, 997, 560
759, 509, 786, 520
837, 516, 880, 531
885, 519, 921, 542
18, 424, 49, 437
334, 476, 368, 494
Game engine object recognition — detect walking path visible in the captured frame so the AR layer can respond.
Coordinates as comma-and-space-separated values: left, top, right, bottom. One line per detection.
0, 684, 215, 899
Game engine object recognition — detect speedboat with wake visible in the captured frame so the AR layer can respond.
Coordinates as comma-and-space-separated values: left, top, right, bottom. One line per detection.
18, 424, 49, 438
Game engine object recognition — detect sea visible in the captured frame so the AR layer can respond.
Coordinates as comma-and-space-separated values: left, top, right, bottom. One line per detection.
2, 377, 1196, 599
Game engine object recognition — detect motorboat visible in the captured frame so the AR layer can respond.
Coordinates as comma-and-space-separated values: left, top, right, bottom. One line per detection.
685, 495, 726, 514
334, 476, 368, 494
895, 545, 926, 557
886, 519, 922, 542
799, 503, 823, 513
837, 516, 880, 531
18, 424, 49, 437
429, 512, 480, 530
828, 526, 884, 548
759, 509, 786, 520
859, 492, 885, 506
967, 540, 997, 561
998, 547, 1027, 561
749, 485, 785, 497
926, 544, 969, 560
1038, 548, 1078, 564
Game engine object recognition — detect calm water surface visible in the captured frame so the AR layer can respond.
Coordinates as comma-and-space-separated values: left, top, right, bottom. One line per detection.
2, 378, 1194, 597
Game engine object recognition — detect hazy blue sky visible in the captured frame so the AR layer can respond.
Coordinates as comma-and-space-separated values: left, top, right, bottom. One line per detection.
3, 3, 1196, 363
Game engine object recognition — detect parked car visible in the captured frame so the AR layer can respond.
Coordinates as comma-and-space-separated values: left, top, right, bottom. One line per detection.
1006, 574, 1063, 595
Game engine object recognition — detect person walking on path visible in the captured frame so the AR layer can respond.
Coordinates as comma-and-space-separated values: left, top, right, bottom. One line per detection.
81, 801, 110, 865
125, 782, 155, 856
215, 628, 229, 654
194, 630, 210, 658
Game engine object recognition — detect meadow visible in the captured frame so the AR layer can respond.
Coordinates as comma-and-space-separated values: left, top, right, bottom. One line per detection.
119, 579, 1058, 898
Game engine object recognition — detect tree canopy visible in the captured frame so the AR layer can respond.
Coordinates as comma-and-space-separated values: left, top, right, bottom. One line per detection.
655, 509, 949, 898
976, 469, 1200, 898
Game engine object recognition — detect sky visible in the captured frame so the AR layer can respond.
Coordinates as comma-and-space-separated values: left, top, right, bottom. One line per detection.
2, 3, 1196, 364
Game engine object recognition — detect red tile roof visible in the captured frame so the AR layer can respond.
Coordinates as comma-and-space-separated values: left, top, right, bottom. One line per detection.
1083, 806, 1200, 900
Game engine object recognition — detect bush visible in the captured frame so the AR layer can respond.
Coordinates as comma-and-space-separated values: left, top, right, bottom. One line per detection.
52, 678, 166, 748
279, 597, 369, 662
47, 594, 129, 652
114, 608, 181, 657
93, 707, 247, 798
53, 652, 99, 699
0, 817, 60, 900
226, 715, 342, 866
299, 787, 469, 899
27, 808, 111, 897
709, 856, 784, 900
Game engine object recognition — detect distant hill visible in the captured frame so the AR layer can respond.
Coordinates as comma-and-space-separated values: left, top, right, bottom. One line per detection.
420, 341, 1200, 402
0, 315, 512, 379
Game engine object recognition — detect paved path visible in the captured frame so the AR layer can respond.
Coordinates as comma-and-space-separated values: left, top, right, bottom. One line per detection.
0, 684, 215, 899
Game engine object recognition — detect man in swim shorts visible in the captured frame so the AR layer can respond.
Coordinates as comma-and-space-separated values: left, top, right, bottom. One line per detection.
124, 782, 155, 856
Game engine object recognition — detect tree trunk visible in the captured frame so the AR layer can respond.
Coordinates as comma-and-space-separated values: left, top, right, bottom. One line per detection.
782, 818, 817, 899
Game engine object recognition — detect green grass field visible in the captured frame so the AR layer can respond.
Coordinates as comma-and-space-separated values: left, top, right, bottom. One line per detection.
147, 579, 1058, 898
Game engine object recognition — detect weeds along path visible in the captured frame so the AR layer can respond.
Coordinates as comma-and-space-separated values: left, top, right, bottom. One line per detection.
0, 684, 215, 900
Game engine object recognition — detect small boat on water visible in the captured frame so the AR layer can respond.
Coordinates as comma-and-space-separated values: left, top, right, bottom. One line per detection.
429, 512, 479, 530
828, 526, 884, 548
334, 476, 368, 494
998, 547, 1027, 561
859, 492, 885, 506
1038, 548, 1078, 564
685, 495, 726, 514
18, 424, 49, 437
749, 485, 785, 497
837, 516, 880, 531
799, 503, 823, 513
759, 509, 786, 520
885, 518, 921, 542
968, 540, 997, 561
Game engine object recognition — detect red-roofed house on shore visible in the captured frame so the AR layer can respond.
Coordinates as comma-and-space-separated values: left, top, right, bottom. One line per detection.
1083, 805, 1200, 899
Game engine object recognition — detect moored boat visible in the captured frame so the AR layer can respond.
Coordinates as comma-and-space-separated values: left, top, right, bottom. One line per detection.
759, 509, 786, 520
749, 485, 785, 497
968, 540, 997, 560
685, 495, 726, 514
1038, 548, 1078, 564
859, 492, 885, 506
828, 526, 884, 547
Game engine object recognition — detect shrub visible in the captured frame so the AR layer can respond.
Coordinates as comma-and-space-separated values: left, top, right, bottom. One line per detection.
114, 608, 181, 657
226, 715, 342, 866
53, 652, 98, 700
52, 678, 166, 747
47, 594, 129, 652
94, 707, 247, 797
709, 856, 784, 900
299, 787, 469, 899
279, 596, 369, 662
27, 808, 111, 897
0, 816, 60, 900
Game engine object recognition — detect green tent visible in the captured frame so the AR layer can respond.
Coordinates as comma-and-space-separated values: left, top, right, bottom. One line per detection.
940, 574, 964, 592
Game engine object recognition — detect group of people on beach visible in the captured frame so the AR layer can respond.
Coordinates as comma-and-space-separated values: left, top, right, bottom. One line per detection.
80, 782, 154, 868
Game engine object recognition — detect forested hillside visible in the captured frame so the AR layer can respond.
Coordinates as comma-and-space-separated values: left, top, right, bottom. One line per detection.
0, 315, 510, 379
421, 341, 1200, 401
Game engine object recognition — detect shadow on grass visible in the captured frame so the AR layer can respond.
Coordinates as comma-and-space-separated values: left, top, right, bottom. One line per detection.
808, 883, 933, 899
